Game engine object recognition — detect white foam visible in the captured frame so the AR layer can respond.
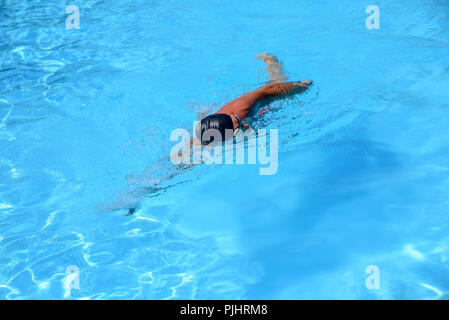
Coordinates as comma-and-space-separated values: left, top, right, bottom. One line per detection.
0, 203, 12, 209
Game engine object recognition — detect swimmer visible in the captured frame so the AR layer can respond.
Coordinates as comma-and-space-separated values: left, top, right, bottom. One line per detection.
117, 53, 312, 216
192, 53, 312, 147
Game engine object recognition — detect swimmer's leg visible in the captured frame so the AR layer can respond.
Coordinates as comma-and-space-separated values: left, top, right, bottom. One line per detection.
123, 207, 136, 216
256, 52, 288, 83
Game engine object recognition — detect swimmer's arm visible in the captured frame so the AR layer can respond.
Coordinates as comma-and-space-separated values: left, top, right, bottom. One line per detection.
217, 80, 312, 119
259, 80, 312, 97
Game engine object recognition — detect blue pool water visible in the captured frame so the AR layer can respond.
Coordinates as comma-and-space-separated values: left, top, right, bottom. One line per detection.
1, 0, 449, 299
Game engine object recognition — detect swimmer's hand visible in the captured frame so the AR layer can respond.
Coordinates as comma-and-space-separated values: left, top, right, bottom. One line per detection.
233, 123, 250, 136
300, 80, 312, 87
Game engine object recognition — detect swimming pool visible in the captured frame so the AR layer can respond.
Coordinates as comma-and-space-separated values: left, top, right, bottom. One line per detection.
1, 0, 449, 299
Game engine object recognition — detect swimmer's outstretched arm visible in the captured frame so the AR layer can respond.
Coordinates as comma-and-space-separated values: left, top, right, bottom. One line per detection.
217, 80, 312, 120
259, 80, 312, 97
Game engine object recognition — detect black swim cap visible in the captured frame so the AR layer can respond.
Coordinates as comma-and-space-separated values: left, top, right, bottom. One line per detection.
196, 113, 234, 145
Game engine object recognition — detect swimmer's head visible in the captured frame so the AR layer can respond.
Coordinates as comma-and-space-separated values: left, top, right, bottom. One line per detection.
196, 113, 235, 145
